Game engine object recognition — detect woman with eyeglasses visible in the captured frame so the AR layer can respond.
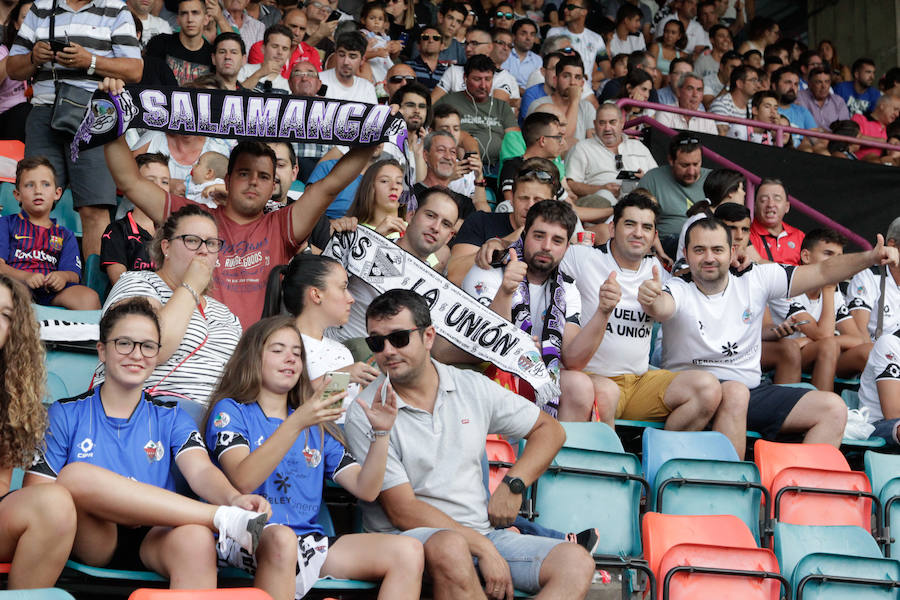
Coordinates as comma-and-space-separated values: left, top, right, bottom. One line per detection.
263, 253, 378, 411
94, 205, 242, 422
25, 297, 271, 588
204, 315, 422, 600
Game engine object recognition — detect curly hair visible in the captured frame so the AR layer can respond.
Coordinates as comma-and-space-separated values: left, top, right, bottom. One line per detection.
0, 275, 47, 468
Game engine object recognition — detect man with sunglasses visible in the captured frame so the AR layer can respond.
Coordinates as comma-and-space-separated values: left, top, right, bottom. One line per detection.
345, 289, 595, 600
384, 64, 418, 98
490, 2, 516, 30
565, 102, 656, 203
502, 18, 541, 91
546, 0, 609, 85
411, 1, 466, 66
406, 27, 449, 91
431, 29, 519, 107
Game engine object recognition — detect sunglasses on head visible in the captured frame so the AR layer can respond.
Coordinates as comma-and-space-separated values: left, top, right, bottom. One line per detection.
560, 46, 575, 54
365, 327, 426, 352
518, 168, 553, 182
389, 74, 416, 83
677, 137, 701, 146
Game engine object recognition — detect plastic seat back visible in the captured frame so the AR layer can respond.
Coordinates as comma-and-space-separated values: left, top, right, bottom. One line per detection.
533, 445, 642, 557
773, 522, 881, 584
0, 140, 25, 184
642, 512, 758, 578
45, 351, 99, 402
642, 429, 739, 491
658, 543, 784, 600
559, 421, 624, 452
653, 458, 765, 542
792, 553, 900, 599
128, 589, 272, 600
84, 254, 110, 303
770, 466, 872, 528
485, 435, 516, 494
0, 589, 77, 599
754, 440, 850, 491
865, 451, 900, 502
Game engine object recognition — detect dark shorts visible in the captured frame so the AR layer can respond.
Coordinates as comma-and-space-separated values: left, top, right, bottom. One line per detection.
748, 383, 807, 439
31, 281, 78, 306
106, 525, 153, 571
871, 419, 900, 447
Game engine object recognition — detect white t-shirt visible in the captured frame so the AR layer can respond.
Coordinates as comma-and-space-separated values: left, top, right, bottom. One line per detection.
449, 171, 476, 197
319, 69, 378, 104
654, 15, 709, 51
847, 267, 900, 341
436, 65, 521, 99
138, 13, 172, 48
301, 333, 361, 414
725, 123, 775, 145
237, 63, 291, 93
461, 264, 582, 336
608, 32, 646, 57
546, 25, 607, 74
768, 289, 853, 339
655, 111, 719, 135
661, 262, 795, 388
564, 136, 657, 203
561, 242, 666, 377
858, 331, 900, 423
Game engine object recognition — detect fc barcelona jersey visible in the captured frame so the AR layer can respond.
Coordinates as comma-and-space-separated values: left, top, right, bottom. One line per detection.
0, 212, 81, 276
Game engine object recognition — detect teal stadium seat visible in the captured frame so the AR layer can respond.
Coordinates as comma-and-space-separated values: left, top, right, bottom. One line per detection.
34, 305, 101, 402
84, 254, 110, 303
865, 451, 900, 558
774, 521, 900, 600
528, 422, 654, 597
0, 589, 77, 599
642, 429, 768, 543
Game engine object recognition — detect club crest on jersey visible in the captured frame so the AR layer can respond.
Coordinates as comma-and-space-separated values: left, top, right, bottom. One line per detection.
214, 412, 230, 428
303, 446, 322, 468
857, 285, 866, 295
77, 437, 94, 458
48, 235, 64, 252
787, 241, 796, 248
742, 308, 752, 323
144, 440, 164, 463
887, 353, 896, 361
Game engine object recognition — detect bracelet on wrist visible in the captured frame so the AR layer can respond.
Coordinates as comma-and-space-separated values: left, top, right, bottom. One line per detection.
181, 282, 201, 305
474, 179, 487, 187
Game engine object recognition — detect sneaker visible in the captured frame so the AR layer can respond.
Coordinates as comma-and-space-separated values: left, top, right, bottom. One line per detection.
214, 506, 268, 554
573, 528, 600, 555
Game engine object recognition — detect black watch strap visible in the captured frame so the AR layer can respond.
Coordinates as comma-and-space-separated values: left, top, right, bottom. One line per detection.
502, 475, 526, 495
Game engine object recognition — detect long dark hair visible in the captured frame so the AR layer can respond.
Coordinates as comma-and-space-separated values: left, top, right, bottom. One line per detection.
262, 254, 343, 319
3, 0, 32, 49
346, 159, 405, 224
206, 316, 345, 445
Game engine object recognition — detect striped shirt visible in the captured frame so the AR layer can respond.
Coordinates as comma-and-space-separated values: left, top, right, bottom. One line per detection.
11, 0, 140, 105
93, 270, 242, 411
0, 212, 81, 275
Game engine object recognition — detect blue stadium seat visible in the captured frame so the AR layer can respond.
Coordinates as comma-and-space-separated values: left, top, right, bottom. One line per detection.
44, 351, 99, 402
842, 389, 860, 409
0, 589, 77, 599
49, 189, 82, 238
773, 522, 900, 599
642, 429, 767, 543
83, 254, 110, 303
528, 422, 654, 596
865, 451, 900, 558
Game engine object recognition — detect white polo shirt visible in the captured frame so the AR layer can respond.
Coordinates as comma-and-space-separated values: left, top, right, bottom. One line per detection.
847, 266, 900, 341
768, 289, 853, 339
858, 331, 900, 422
344, 360, 541, 534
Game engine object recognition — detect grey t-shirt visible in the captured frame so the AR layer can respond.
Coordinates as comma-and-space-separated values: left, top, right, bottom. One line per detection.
434, 91, 518, 171
344, 360, 541, 534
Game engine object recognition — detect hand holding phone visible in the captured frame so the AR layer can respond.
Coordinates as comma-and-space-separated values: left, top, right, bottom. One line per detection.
321, 371, 350, 409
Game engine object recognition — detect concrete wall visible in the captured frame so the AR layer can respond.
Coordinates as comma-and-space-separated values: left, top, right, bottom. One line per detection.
808, 0, 900, 75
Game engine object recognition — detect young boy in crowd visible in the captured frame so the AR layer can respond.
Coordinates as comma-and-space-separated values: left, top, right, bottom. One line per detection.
0, 157, 100, 309
186, 151, 228, 208
100, 153, 165, 284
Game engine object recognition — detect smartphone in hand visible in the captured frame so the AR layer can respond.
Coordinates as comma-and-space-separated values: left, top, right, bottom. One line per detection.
321, 371, 350, 409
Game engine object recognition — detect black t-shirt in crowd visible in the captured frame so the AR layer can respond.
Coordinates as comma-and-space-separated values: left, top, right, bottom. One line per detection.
145, 33, 213, 86
450, 211, 515, 248
412, 183, 476, 221
100, 212, 155, 274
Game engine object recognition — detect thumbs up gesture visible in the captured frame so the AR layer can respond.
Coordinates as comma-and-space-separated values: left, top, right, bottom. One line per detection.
598, 271, 621, 314
638, 265, 663, 308
872, 234, 900, 267
499, 249, 528, 295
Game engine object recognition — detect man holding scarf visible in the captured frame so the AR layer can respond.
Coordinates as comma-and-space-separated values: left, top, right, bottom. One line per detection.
463, 200, 621, 421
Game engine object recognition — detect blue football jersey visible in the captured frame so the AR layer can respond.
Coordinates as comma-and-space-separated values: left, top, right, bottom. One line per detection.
206, 398, 356, 535
0, 212, 81, 276
30, 387, 205, 490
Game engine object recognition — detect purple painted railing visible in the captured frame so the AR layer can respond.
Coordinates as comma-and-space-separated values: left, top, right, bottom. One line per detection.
616, 100, 873, 250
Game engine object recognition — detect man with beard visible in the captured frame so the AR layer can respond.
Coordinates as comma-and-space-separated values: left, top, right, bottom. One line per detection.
644, 218, 899, 447
386, 83, 431, 182
773, 66, 818, 147
414, 131, 480, 219
709, 63, 759, 134
264, 142, 300, 213
835, 58, 881, 116
211, 32, 246, 90
637, 132, 709, 257
462, 200, 619, 421
319, 31, 377, 103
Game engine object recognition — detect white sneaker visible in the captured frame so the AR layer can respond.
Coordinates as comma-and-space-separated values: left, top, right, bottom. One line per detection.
214, 506, 268, 554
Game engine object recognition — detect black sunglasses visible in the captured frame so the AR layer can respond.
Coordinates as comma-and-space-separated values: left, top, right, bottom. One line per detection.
421, 34, 442, 41
365, 327, 426, 352
518, 167, 553, 182
615, 154, 624, 171
495, 11, 514, 18
677, 136, 701, 145
389, 74, 416, 83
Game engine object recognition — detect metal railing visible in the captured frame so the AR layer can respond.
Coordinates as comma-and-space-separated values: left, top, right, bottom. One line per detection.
616, 99, 874, 250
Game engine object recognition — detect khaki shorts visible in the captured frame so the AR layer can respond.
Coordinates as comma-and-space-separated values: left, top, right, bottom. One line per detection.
610, 370, 678, 421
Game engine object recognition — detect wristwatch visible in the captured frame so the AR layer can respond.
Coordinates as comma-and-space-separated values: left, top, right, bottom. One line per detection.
502, 475, 526, 495
365, 428, 390, 443
87, 54, 97, 76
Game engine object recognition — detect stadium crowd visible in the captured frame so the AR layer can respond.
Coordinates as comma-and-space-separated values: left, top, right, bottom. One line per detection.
0, 0, 900, 597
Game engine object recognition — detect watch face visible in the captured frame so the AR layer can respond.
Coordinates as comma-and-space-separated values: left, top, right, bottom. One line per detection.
505, 476, 525, 494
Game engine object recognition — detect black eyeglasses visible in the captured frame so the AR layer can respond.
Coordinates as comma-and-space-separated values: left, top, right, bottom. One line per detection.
365, 327, 426, 352
389, 74, 416, 83
495, 11, 514, 18
494, 40, 513, 48
518, 168, 553, 182
172, 234, 225, 252
543, 134, 564, 141
421, 34, 442, 41
465, 40, 490, 46
564, 3, 583, 10
105, 337, 162, 358
615, 154, 624, 170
